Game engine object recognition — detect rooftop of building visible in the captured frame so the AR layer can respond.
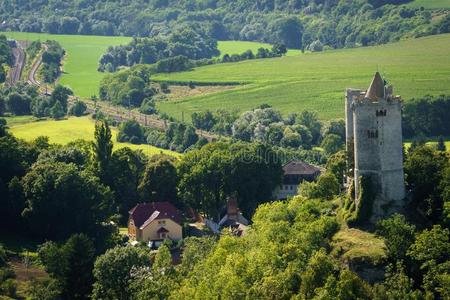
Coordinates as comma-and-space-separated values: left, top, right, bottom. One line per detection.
129, 202, 182, 229
283, 160, 322, 176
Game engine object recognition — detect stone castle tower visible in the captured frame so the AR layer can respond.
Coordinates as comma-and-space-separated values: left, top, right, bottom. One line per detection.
345, 72, 405, 221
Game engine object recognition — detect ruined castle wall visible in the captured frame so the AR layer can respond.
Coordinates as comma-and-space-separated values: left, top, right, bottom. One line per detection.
345, 89, 360, 146
353, 99, 382, 199
379, 99, 405, 202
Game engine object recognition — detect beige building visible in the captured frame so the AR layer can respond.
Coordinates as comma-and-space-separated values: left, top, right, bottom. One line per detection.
128, 202, 183, 243
274, 161, 321, 200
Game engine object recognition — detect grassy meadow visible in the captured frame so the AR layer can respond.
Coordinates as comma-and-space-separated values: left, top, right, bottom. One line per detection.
155, 34, 450, 121
6, 116, 180, 157
407, 0, 450, 9
2, 32, 132, 98
1, 32, 296, 98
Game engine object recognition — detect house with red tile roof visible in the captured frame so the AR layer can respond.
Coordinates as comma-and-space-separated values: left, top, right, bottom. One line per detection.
128, 202, 183, 243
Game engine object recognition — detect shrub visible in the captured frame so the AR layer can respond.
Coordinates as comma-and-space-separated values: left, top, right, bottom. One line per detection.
68, 100, 87, 117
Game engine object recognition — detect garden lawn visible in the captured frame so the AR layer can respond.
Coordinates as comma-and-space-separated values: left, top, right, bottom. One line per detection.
8, 116, 180, 157
155, 34, 450, 121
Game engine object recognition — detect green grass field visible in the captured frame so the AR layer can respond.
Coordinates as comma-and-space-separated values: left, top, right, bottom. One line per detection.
2, 32, 132, 98
6, 116, 180, 157
407, 0, 450, 9
217, 41, 302, 57
155, 34, 450, 121
1, 32, 296, 98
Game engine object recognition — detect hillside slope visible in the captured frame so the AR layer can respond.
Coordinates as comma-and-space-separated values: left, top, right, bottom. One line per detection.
1, 0, 447, 52
155, 34, 450, 121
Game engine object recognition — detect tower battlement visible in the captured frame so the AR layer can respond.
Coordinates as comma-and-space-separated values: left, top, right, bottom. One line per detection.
345, 72, 405, 223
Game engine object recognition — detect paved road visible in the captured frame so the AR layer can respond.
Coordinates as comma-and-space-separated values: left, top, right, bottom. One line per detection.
27, 44, 218, 142
27, 44, 47, 86
6, 45, 25, 87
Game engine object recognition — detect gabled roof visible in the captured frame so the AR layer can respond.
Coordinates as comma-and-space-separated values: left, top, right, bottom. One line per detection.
129, 202, 182, 229
365, 72, 385, 101
283, 161, 321, 176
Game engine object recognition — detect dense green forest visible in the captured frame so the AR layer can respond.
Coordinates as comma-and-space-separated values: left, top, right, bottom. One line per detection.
0, 35, 12, 84
1, 117, 449, 298
1, 0, 448, 51
98, 27, 219, 72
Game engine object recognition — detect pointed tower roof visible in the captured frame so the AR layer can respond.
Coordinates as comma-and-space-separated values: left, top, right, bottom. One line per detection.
365, 72, 385, 101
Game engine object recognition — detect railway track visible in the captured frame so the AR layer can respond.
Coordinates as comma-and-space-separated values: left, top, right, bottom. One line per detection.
27, 44, 218, 142
6, 44, 25, 87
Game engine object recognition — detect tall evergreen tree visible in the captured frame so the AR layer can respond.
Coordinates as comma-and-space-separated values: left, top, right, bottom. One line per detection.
93, 120, 113, 185
437, 136, 446, 152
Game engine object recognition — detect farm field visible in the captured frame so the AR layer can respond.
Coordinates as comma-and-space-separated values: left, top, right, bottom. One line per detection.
2, 32, 132, 98
155, 34, 450, 121
6, 116, 180, 157
217, 41, 302, 57
1, 32, 295, 98
407, 0, 450, 9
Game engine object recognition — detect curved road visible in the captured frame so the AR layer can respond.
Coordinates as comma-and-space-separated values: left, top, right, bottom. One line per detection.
27, 44, 47, 86
27, 45, 218, 142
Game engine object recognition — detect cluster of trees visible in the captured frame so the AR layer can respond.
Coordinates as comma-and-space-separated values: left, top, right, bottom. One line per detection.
98, 27, 219, 72
117, 119, 205, 152
0, 35, 12, 84
99, 65, 157, 111
40, 40, 65, 83
221, 44, 287, 63
1, 1, 448, 52
403, 94, 450, 139
0, 117, 282, 232
0, 84, 85, 119
193, 106, 345, 155
147, 121, 204, 152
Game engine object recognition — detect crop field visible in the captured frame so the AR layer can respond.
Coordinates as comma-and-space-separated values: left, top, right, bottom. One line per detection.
6, 116, 180, 157
407, 0, 450, 9
2, 32, 131, 98
217, 41, 302, 57
155, 34, 450, 121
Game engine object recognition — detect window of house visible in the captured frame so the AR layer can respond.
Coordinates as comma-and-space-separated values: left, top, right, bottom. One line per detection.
367, 129, 379, 139
158, 220, 166, 225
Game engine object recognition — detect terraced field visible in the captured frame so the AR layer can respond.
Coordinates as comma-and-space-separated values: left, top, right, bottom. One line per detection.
155, 34, 450, 121
6, 116, 180, 157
